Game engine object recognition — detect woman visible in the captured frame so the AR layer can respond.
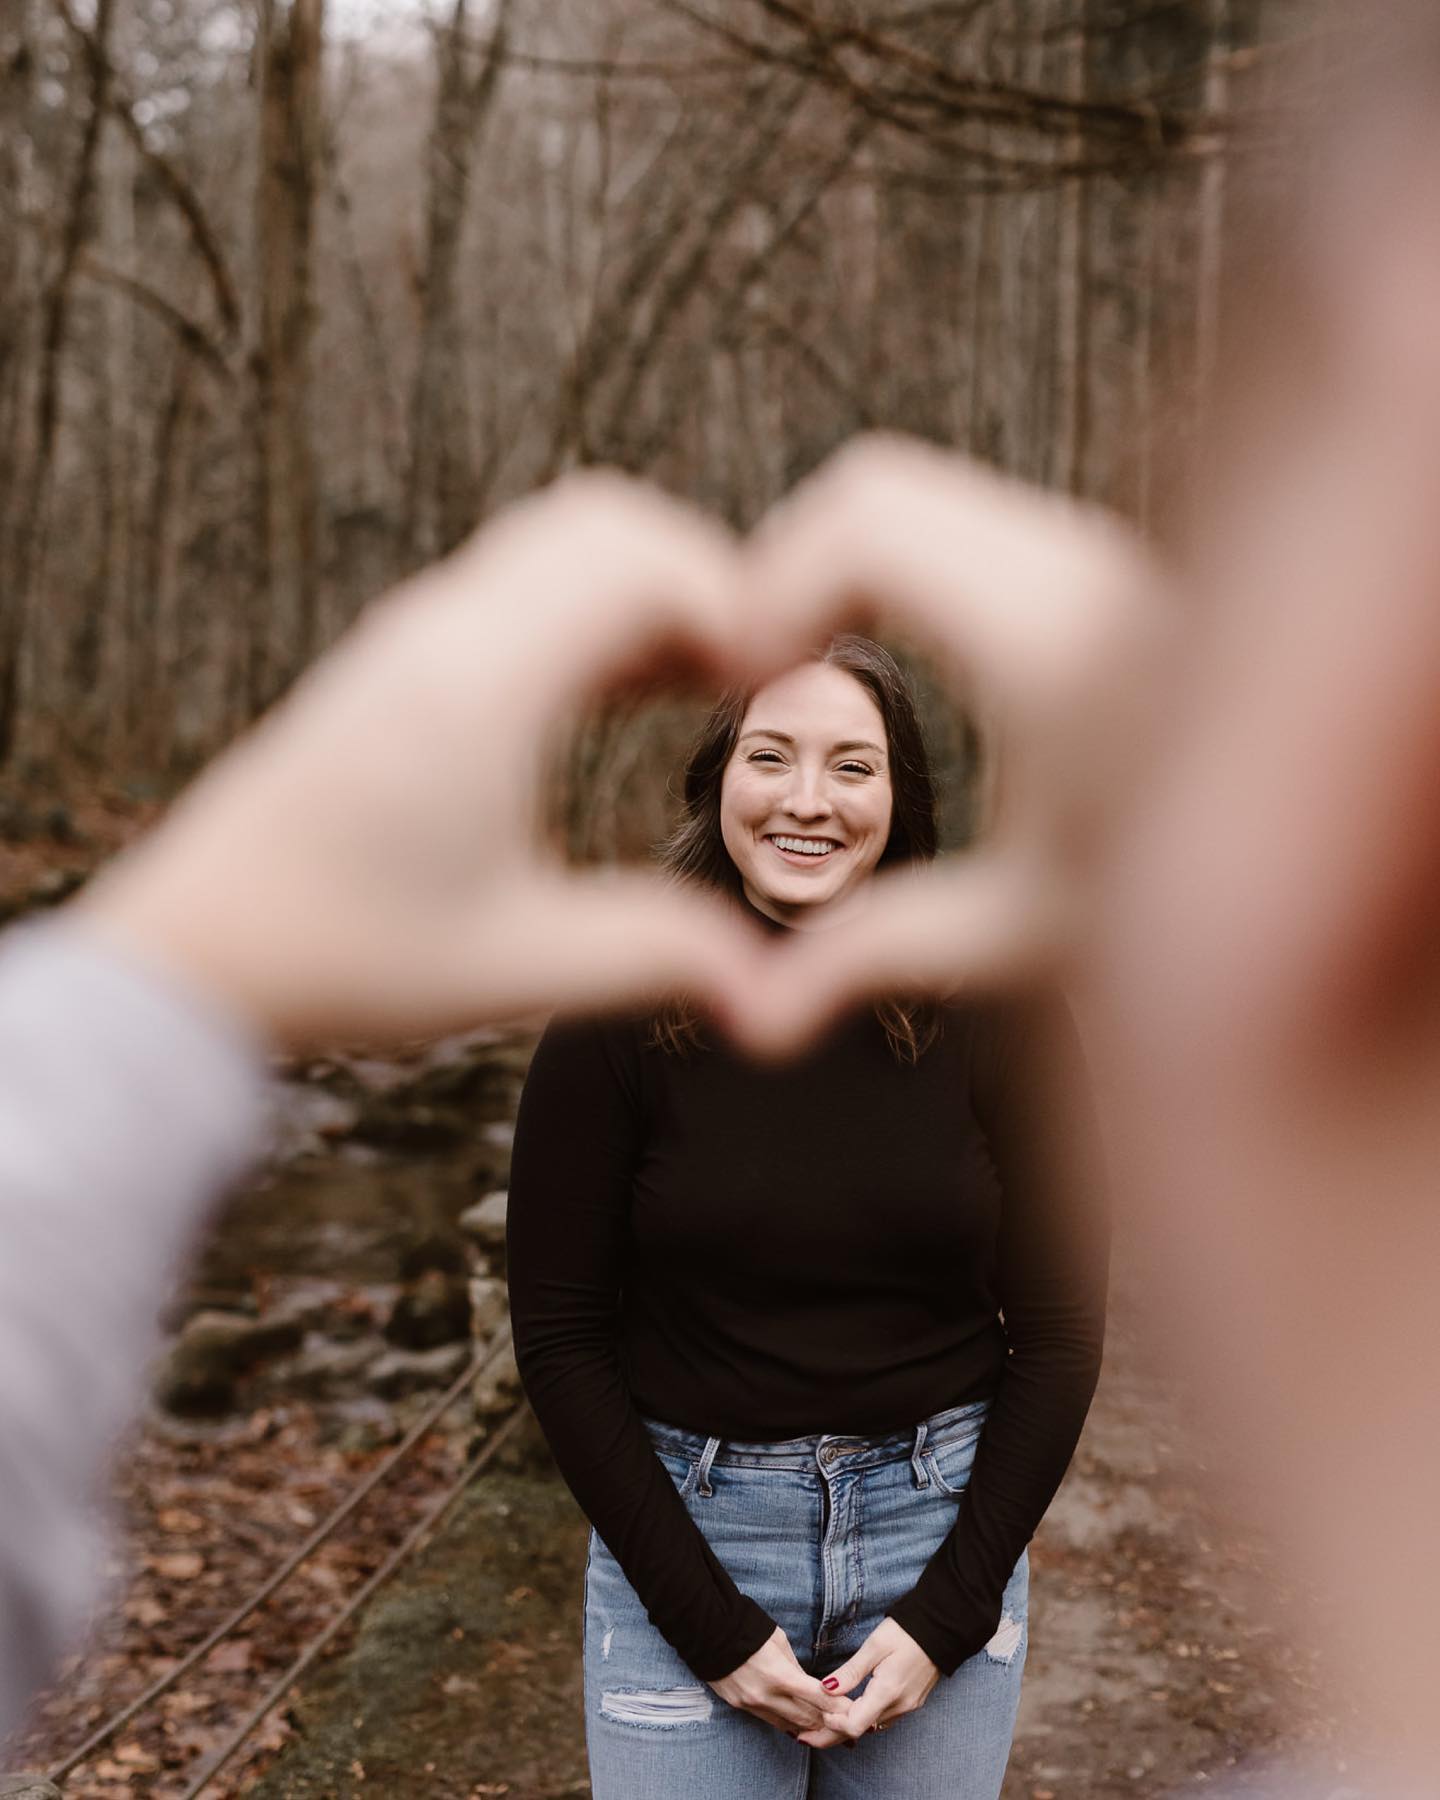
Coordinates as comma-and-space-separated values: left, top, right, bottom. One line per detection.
507, 636, 1108, 1798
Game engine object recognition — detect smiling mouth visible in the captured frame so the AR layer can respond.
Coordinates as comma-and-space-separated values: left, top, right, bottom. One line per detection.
766, 834, 843, 862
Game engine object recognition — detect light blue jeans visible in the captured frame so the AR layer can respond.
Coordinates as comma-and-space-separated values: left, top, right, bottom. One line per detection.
583, 1398, 1028, 1799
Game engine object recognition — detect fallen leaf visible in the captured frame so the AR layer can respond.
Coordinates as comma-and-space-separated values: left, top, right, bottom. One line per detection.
149, 1551, 205, 1581
205, 1639, 254, 1674
156, 1507, 205, 1534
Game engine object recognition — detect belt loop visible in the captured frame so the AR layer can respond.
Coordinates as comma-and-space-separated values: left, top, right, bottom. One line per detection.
910, 1420, 930, 1490
696, 1434, 722, 1498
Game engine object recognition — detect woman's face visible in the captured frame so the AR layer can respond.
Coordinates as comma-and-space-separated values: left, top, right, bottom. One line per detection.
720, 662, 894, 927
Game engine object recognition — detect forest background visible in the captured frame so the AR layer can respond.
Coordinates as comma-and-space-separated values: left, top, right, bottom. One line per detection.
0, 0, 1323, 870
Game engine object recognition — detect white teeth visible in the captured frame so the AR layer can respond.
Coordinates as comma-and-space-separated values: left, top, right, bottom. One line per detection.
770, 835, 838, 857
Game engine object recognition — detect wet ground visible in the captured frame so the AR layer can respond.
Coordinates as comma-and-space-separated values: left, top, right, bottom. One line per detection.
245, 1258, 1344, 1800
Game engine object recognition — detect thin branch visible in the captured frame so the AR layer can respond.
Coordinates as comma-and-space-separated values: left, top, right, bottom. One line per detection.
76, 254, 235, 384
664, 0, 1217, 149
51, 0, 241, 339
480, 44, 751, 83
622, 111, 872, 469
591, 74, 810, 458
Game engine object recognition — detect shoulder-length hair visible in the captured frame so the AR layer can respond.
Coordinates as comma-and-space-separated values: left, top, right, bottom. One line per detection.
655, 634, 941, 1062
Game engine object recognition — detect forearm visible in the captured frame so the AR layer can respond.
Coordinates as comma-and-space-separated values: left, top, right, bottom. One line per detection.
511, 1314, 774, 1679
889, 1324, 1104, 1673
505, 1016, 773, 1682
0, 919, 265, 1725
894, 995, 1109, 1675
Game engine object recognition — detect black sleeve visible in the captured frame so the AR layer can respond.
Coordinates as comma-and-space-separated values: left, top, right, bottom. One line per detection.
505, 1016, 776, 1682
888, 994, 1110, 1675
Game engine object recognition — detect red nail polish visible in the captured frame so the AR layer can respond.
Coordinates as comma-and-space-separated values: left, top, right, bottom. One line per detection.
822, 1676, 839, 1691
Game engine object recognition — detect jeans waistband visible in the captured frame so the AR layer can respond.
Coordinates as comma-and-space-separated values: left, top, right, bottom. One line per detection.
641, 1395, 990, 1477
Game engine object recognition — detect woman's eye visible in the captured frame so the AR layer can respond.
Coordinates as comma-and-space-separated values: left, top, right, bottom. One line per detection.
838, 761, 874, 777
748, 750, 785, 765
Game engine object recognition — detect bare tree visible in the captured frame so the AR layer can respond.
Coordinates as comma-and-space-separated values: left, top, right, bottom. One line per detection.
0, 0, 114, 764
0, 0, 1275, 805
404, 0, 512, 561
250, 0, 326, 711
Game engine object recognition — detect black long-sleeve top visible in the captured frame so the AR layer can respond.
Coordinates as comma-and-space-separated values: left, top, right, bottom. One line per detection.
506, 991, 1108, 1683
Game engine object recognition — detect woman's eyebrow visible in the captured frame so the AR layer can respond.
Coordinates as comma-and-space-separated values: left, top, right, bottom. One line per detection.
738, 729, 886, 756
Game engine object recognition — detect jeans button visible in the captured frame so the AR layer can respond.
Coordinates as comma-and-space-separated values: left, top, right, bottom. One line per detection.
820, 1445, 837, 1465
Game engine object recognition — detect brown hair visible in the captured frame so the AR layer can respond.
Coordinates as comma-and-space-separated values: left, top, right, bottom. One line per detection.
654, 635, 941, 1061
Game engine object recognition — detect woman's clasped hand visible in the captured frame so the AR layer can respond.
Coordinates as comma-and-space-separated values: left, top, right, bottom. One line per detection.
706, 1619, 940, 1747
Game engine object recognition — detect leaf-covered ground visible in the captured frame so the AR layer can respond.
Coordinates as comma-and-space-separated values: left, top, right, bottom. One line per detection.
1, 1402, 475, 1797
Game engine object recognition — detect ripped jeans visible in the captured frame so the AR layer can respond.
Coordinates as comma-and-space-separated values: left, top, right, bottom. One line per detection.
583, 1397, 1028, 1800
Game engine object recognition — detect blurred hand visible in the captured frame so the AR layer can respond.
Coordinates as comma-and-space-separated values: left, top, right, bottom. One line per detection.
800, 1617, 940, 1748
734, 434, 1169, 1054
708, 1625, 851, 1736
77, 473, 767, 1047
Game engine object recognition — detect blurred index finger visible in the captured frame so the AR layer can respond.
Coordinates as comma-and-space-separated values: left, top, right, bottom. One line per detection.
741, 435, 1159, 716
432, 470, 748, 728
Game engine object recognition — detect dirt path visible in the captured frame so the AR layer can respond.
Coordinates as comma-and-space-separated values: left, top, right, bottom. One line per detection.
247, 1245, 1340, 1800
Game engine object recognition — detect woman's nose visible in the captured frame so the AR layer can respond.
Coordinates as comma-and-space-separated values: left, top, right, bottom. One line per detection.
782, 769, 833, 821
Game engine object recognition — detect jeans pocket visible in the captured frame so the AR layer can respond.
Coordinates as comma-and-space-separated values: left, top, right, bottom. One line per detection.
922, 1418, 985, 1498
656, 1446, 700, 1499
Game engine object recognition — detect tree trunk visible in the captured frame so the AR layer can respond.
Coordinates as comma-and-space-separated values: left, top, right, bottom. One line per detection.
404, 0, 512, 563
0, 0, 114, 766
251, 0, 325, 713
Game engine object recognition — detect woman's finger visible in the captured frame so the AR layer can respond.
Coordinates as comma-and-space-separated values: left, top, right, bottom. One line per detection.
841, 1675, 898, 1739
817, 1638, 884, 1702
756, 1691, 827, 1732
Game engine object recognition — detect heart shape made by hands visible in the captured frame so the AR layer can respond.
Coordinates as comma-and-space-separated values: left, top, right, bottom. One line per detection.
85, 437, 1165, 1055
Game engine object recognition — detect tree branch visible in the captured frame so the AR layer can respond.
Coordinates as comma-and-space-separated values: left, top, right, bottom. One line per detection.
51, 0, 242, 339
76, 254, 236, 384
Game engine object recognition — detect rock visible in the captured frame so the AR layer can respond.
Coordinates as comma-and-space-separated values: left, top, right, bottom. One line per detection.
367, 1343, 471, 1400
264, 1278, 367, 1339
152, 1308, 306, 1417
323, 1399, 403, 1454
348, 1097, 469, 1154
458, 1190, 507, 1250
157, 1283, 258, 1335
0, 1778, 64, 1799
471, 1342, 521, 1422
268, 1083, 363, 1161
468, 1275, 508, 1340
275, 1335, 383, 1402
384, 1241, 471, 1349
